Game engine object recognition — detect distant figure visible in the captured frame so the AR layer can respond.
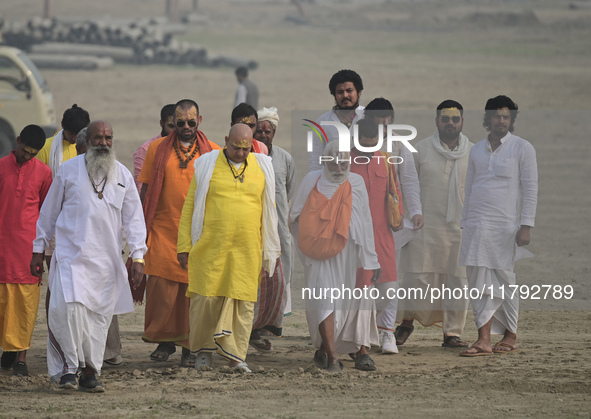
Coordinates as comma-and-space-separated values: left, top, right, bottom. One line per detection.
234, 66, 259, 110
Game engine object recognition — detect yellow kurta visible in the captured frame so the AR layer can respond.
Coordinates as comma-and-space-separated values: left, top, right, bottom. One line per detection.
36, 136, 77, 166
178, 152, 265, 302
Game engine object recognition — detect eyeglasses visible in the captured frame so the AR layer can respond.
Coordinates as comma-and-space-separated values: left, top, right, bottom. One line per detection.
440, 116, 461, 123
176, 119, 197, 128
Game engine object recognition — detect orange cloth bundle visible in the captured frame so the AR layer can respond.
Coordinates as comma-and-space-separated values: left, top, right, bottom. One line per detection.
298, 180, 353, 260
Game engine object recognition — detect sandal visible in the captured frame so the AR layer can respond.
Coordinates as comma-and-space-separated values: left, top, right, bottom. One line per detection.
354, 354, 376, 371
249, 338, 273, 352
104, 355, 123, 366
492, 341, 520, 354
1, 351, 17, 370
394, 325, 414, 346
12, 361, 28, 377
233, 362, 252, 373
326, 359, 344, 374
442, 335, 469, 348
149, 343, 176, 362
180, 353, 196, 368
313, 350, 328, 369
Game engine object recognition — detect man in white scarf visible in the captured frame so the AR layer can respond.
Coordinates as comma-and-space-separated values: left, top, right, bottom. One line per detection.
290, 141, 381, 373
36, 104, 90, 270
397, 100, 473, 348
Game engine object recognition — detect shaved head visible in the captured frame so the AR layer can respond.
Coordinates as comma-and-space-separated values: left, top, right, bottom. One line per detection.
225, 124, 253, 164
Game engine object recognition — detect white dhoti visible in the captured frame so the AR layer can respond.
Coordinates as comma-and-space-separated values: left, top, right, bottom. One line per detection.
47, 269, 111, 383
304, 239, 379, 354
397, 272, 469, 336
306, 296, 378, 355
466, 266, 518, 335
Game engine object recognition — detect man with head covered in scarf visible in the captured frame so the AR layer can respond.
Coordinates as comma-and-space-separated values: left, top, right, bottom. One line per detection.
290, 141, 381, 373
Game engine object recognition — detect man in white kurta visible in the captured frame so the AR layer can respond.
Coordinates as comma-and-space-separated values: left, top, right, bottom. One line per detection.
459, 96, 537, 356
309, 70, 365, 171
291, 141, 381, 373
398, 100, 473, 348
255, 107, 296, 324
31, 121, 147, 391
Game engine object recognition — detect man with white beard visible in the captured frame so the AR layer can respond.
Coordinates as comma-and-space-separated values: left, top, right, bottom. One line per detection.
31, 121, 147, 392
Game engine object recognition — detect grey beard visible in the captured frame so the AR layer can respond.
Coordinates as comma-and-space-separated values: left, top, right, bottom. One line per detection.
85, 145, 117, 183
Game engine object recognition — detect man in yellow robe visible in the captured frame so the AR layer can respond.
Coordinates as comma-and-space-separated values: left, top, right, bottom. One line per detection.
177, 124, 280, 373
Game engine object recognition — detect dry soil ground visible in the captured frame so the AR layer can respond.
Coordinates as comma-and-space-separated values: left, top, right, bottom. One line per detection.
1, 0, 590, 417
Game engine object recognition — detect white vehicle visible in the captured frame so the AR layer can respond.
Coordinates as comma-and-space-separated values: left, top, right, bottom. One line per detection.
0, 46, 57, 157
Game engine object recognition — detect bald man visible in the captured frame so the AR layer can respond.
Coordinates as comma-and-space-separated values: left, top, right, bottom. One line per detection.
177, 124, 280, 372
31, 121, 147, 392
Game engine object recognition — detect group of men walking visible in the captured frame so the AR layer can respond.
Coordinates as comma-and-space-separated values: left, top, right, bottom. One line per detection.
0, 68, 537, 386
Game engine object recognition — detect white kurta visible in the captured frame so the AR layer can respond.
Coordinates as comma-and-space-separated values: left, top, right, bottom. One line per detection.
290, 171, 380, 353
460, 133, 537, 335
392, 138, 423, 219
459, 133, 538, 271
33, 155, 147, 317
308, 107, 365, 171
400, 133, 473, 277
270, 146, 296, 312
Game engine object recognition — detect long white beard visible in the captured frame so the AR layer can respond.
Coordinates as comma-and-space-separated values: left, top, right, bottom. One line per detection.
85, 145, 117, 183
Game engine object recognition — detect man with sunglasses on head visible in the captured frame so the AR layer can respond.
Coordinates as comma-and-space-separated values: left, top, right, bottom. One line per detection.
138, 99, 221, 367
396, 100, 473, 349
132, 104, 176, 191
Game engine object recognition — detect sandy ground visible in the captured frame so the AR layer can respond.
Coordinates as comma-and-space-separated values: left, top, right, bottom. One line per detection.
1, 0, 591, 417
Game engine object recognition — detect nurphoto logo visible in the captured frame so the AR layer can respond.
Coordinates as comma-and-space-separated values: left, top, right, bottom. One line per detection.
302, 119, 418, 165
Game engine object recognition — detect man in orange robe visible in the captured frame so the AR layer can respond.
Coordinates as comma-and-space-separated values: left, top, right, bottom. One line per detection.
139, 99, 221, 366
350, 118, 402, 355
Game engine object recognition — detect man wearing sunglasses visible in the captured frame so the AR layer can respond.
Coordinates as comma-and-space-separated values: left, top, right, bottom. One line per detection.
397, 100, 473, 349
139, 99, 221, 367
132, 104, 176, 191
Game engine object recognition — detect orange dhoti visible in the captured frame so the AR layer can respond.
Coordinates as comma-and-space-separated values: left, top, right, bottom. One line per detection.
142, 276, 190, 348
